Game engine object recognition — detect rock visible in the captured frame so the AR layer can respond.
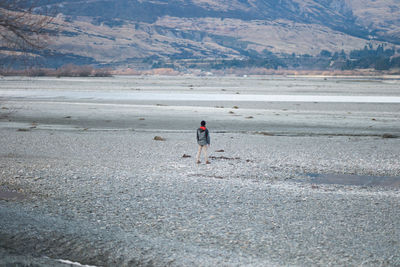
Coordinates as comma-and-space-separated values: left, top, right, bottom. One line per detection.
17, 128, 29, 132
154, 136, 166, 141
182, 154, 191, 158
215, 149, 224, 152
209, 156, 240, 160
257, 132, 274, 136
382, 133, 396, 139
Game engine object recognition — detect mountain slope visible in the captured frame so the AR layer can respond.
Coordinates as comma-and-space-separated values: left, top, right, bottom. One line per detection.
7, 0, 400, 68
345, 0, 400, 43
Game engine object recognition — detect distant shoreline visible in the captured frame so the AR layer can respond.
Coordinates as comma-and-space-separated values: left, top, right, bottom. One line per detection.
112, 67, 400, 77
2, 67, 400, 78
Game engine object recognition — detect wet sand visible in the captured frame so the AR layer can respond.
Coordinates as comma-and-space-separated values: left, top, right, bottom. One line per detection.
1, 76, 400, 266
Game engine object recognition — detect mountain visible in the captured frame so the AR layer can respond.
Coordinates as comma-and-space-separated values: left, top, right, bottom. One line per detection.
6, 0, 400, 69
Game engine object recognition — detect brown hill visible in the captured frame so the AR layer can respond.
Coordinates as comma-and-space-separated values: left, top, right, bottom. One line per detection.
3, 0, 400, 69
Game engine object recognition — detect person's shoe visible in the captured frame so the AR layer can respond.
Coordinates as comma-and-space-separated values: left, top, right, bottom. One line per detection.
196, 160, 201, 164
206, 161, 211, 164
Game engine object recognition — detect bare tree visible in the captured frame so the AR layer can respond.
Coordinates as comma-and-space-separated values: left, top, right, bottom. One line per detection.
0, 0, 56, 54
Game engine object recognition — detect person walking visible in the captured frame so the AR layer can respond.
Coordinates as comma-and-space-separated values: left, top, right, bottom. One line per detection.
196, 120, 210, 164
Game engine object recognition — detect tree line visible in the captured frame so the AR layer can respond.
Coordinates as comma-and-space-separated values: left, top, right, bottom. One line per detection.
173, 45, 400, 71
342, 45, 400, 70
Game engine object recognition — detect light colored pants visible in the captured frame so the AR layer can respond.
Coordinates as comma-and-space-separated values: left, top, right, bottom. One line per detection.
196, 145, 208, 162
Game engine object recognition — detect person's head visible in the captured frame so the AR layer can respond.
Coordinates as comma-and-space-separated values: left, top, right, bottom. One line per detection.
201, 120, 206, 126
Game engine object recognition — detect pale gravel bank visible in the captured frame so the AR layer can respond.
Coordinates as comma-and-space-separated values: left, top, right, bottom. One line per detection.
1, 76, 400, 266
1, 128, 400, 266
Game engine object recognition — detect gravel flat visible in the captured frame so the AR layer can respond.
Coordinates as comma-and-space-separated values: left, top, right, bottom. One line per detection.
1, 76, 400, 266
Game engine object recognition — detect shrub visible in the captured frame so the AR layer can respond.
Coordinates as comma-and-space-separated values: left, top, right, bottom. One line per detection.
56, 64, 94, 77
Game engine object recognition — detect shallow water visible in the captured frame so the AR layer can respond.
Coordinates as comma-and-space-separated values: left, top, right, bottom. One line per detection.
2, 90, 400, 103
0, 189, 25, 201
307, 173, 400, 187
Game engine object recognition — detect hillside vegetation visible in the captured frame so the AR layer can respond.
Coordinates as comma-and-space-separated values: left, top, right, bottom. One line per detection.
1, 0, 399, 71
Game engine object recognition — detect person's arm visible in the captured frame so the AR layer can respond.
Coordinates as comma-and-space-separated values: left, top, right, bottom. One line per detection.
196, 129, 199, 142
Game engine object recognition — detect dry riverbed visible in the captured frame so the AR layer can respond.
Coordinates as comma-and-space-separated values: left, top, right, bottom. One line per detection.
1, 76, 400, 266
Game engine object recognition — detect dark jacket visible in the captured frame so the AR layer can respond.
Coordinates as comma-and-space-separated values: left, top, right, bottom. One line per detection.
197, 126, 210, 146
